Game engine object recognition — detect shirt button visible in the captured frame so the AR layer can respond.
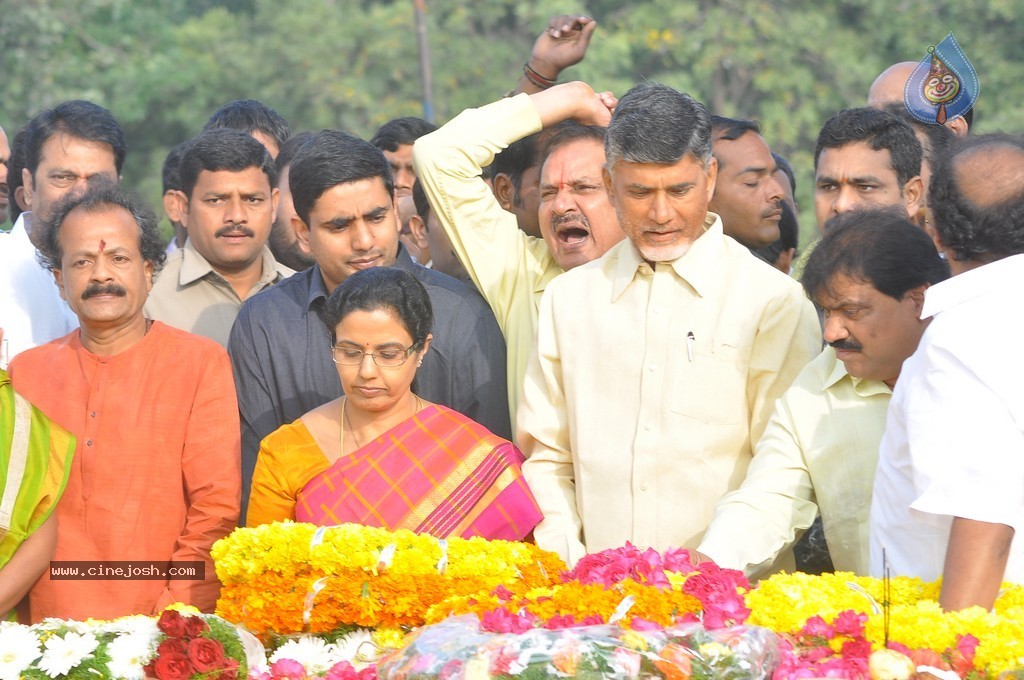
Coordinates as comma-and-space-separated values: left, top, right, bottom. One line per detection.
648, 365, 657, 372
652, 306, 662, 314
90, 412, 97, 418
86, 440, 93, 447
643, 424, 652, 431
640, 483, 648, 491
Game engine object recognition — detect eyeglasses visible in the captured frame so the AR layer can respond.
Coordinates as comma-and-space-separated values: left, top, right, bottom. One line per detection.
331, 344, 419, 368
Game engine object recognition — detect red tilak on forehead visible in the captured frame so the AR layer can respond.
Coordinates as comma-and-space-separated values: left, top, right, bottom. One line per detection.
99, 239, 106, 252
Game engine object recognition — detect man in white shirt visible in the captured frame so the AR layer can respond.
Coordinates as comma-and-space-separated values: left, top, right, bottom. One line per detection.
519, 83, 820, 564
871, 133, 1024, 610
0, 101, 125, 365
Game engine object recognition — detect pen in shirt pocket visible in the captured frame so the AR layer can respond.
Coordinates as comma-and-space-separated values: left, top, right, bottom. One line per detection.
686, 331, 695, 362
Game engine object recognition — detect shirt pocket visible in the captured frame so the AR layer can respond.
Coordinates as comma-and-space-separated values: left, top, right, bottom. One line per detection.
669, 338, 748, 425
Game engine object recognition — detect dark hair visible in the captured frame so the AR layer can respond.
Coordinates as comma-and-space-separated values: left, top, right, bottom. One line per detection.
412, 178, 430, 224
39, 181, 168, 273
607, 82, 712, 167
772, 151, 797, 195
161, 141, 190, 194
814, 108, 921, 187
491, 132, 541, 209
24, 100, 126, 178
539, 120, 606, 171
802, 207, 949, 303
203, 99, 290, 153
274, 131, 315, 175
289, 130, 393, 226
178, 129, 276, 198
369, 117, 438, 152
7, 123, 34, 224
880, 103, 955, 170
323, 267, 433, 347
928, 133, 1024, 263
711, 116, 761, 141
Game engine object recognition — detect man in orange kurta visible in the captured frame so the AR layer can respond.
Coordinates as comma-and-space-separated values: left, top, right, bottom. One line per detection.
9, 185, 240, 621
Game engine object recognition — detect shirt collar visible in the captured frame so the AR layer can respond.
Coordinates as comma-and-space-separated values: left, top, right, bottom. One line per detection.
611, 212, 724, 302
179, 239, 290, 287
820, 346, 893, 397
921, 253, 1024, 319
305, 265, 331, 310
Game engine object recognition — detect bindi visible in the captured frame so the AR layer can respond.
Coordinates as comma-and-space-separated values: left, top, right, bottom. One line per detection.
98, 239, 106, 252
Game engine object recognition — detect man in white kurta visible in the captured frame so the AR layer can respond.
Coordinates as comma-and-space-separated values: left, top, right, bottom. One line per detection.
519, 83, 820, 565
870, 134, 1024, 611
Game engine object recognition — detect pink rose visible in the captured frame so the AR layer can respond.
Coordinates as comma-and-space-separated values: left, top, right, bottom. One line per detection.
270, 658, 308, 679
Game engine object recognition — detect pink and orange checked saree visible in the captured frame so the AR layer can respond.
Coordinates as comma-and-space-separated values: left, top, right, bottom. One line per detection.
289, 405, 542, 541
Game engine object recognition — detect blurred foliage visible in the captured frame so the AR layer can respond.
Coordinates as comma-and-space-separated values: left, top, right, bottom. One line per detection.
2, 0, 1021, 241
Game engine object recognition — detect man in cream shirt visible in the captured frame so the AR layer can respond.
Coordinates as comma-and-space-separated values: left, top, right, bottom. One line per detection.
519, 83, 820, 565
413, 82, 625, 428
698, 208, 949, 576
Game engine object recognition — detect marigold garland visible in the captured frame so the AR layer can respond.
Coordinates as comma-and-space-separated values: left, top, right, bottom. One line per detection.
212, 522, 564, 636
746, 571, 1024, 676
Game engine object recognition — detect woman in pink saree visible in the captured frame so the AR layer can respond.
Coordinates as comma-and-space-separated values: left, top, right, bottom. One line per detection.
246, 268, 541, 540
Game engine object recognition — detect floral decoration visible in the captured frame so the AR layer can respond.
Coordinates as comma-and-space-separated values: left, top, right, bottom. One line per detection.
212, 522, 564, 636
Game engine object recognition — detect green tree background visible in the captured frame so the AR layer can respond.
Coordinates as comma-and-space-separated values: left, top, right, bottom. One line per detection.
2, 0, 1020, 240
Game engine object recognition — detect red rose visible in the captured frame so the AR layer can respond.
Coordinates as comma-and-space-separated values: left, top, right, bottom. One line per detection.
154, 651, 194, 680
157, 639, 189, 656
157, 610, 189, 638
188, 637, 226, 673
219, 658, 240, 680
184, 615, 208, 638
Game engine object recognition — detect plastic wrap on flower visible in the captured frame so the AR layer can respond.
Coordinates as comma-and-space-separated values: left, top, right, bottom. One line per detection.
375, 614, 779, 679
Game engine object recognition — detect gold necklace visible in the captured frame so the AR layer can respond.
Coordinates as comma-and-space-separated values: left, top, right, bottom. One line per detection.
340, 395, 424, 455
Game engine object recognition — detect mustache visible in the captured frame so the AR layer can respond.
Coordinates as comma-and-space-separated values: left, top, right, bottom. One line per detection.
551, 213, 591, 230
829, 338, 863, 352
82, 283, 127, 300
215, 225, 255, 238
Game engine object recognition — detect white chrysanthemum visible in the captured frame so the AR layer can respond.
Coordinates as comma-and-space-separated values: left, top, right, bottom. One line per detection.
38, 631, 99, 678
102, 614, 161, 639
329, 629, 379, 668
0, 623, 42, 680
105, 632, 155, 680
270, 636, 334, 674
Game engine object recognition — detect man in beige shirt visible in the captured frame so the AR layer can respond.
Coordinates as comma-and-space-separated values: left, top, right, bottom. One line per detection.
519, 83, 821, 565
146, 129, 292, 346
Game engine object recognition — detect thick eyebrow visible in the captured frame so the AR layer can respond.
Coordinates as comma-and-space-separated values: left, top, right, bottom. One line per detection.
364, 205, 390, 220
737, 165, 772, 176
816, 174, 886, 186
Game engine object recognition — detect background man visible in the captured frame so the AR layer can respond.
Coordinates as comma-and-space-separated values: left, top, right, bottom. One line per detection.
270, 132, 316, 271
160, 142, 189, 253
371, 117, 438, 264
229, 130, 509, 515
204, 99, 290, 159
708, 116, 786, 251
871, 133, 1024, 610
1, 101, 125, 363
10, 184, 240, 620
408, 178, 470, 283
814, 107, 923, 230
146, 128, 291, 346
699, 208, 949, 576
868, 61, 971, 136
519, 83, 820, 564
414, 82, 624, 428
